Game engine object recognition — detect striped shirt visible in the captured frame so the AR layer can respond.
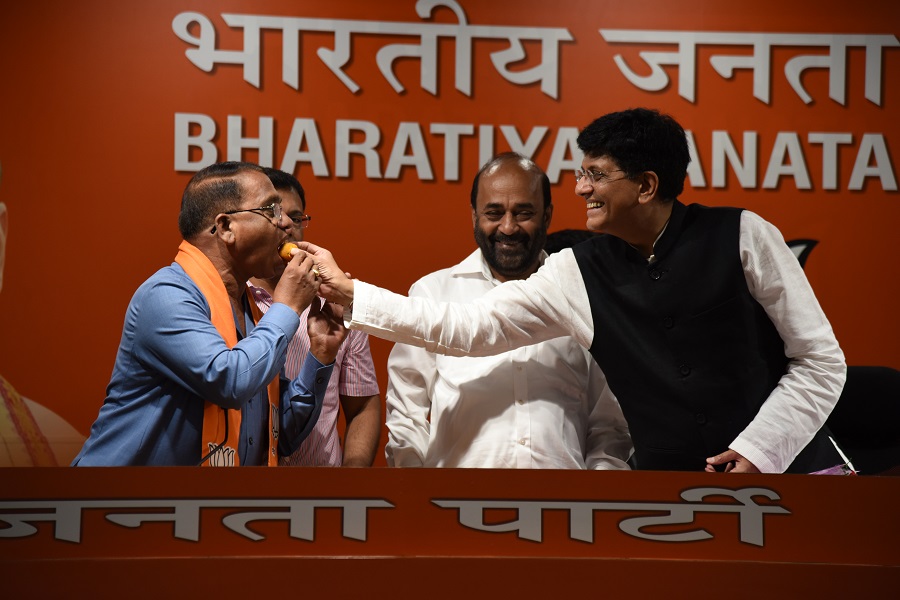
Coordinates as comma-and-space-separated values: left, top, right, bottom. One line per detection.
248, 284, 380, 466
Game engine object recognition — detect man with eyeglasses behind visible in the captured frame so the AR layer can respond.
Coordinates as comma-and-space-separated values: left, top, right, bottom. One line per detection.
74, 161, 345, 466
302, 108, 849, 476
248, 168, 381, 468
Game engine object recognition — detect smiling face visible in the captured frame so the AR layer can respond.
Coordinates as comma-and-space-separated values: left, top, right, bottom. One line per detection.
575, 155, 643, 239
472, 162, 551, 282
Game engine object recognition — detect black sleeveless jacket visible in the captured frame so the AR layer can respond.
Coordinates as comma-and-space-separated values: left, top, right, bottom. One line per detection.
572, 201, 839, 472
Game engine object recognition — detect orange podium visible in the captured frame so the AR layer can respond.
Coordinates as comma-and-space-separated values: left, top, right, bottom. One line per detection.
1, 467, 898, 597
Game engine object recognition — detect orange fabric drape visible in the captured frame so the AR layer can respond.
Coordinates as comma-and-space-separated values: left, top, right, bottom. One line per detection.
175, 240, 278, 466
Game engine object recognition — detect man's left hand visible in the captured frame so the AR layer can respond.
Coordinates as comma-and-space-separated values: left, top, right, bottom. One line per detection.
307, 297, 348, 364
705, 449, 760, 473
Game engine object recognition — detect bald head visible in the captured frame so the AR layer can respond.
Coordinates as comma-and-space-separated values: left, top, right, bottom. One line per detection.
470, 152, 551, 211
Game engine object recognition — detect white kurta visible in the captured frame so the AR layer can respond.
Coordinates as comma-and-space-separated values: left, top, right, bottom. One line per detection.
385, 249, 632, 469
350, 212, 846, 473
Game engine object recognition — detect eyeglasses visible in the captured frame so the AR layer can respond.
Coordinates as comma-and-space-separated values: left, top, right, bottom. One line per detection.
210, 203, 284, 234
222, 202, 283, 222
574, 168, 627, 186
290, 214, 312, 229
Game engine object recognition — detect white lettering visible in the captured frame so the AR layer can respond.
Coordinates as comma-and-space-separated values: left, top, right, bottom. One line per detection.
545, 127, 582, 185
712, 131, 757, 189
478, 124, 495, 168
430, 123, 475, 181
385, 122, 434, 180
808, 133, 853, 190
174, 113, 218, 171
335, 120, 382, 178
281, 118, 330, 177
173, 6, 571, 99
685, 130, 706, 188
434, 486, 791, 547
763, 132, 811, 190
226, 115, 274, 166
849, 133, 897, 191
171, 115, 896, 191
600, 30, 899, 106
500, 125, 548, 159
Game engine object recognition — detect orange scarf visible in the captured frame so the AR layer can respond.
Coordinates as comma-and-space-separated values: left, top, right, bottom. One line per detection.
0, 375, 57, 466
175, 240, 279, 466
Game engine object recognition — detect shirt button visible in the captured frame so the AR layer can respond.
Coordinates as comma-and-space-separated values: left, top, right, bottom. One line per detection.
518, 438, 527, 446
649, 269, 662, 280
516, 398, 524, 405
679, 364, 691, 376
248, 437, 254, 445
696, 413, 707, 424
316, 377, 324, 384
663, 316, 674, 328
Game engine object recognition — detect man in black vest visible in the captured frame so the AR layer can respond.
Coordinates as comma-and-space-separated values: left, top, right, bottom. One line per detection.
568, 109, 845, 473
301, 108, 848, 475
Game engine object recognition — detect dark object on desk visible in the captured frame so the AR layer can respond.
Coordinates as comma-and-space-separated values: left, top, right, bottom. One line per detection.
826, 366, 900, 475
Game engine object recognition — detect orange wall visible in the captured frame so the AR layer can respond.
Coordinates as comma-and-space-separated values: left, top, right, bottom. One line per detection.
0, 1, 897, 463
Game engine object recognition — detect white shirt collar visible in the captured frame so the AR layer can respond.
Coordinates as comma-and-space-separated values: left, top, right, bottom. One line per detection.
450, 248, 549, 286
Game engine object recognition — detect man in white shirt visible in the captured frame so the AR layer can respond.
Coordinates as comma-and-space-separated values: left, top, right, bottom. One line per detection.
302, 108, 847, 475
385, 153, 632, 469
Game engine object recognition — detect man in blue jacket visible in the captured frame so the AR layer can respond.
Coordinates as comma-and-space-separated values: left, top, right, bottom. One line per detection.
75, 162, 345, 466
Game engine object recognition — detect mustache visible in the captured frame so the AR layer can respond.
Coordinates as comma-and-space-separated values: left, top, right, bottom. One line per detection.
491, 232, 529, 244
